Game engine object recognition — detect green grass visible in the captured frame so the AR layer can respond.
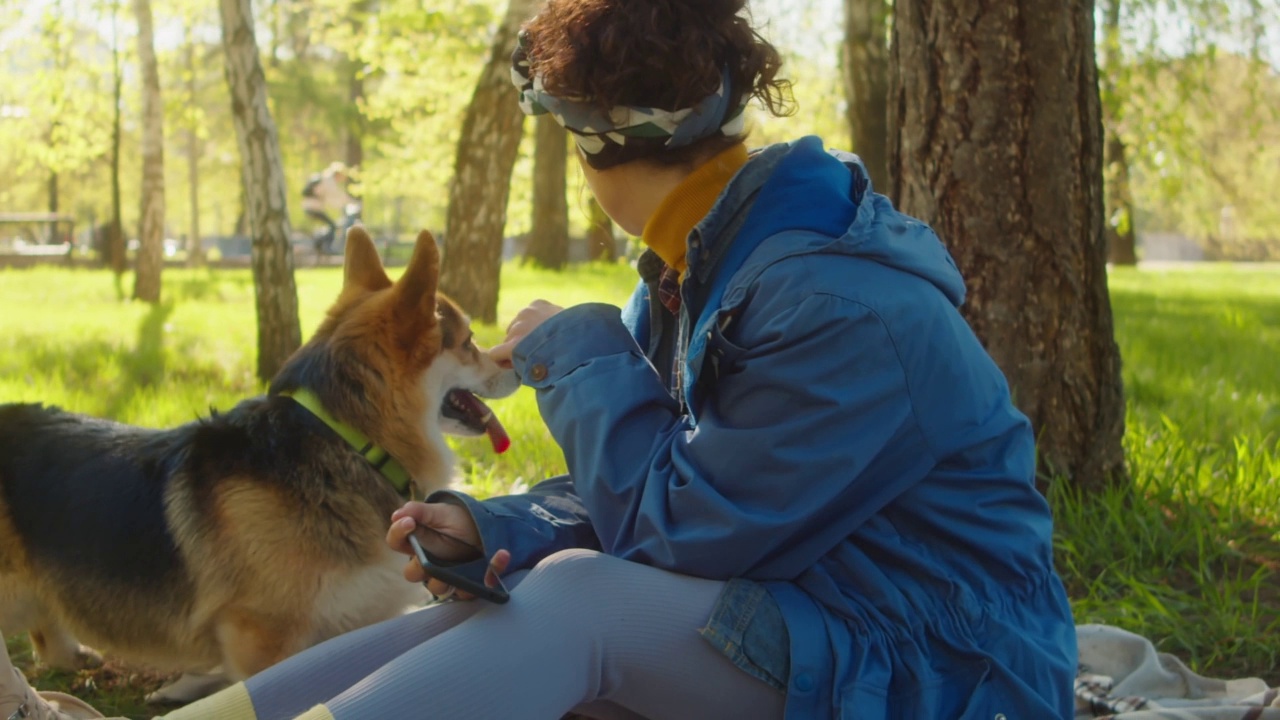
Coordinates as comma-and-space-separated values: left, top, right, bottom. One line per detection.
0, 260, 1277, 716
1054, 263, 1280, 683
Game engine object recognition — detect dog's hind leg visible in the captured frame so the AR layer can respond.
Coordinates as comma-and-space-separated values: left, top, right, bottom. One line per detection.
0, 580, 102, 669
215, 608, 308, 679
29, 622, 103, 670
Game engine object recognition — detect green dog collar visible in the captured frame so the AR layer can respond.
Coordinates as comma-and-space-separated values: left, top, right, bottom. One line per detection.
281, 387, 413, 495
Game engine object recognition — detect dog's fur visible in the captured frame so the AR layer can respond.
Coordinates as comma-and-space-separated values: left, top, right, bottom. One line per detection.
0, 228, 518, 680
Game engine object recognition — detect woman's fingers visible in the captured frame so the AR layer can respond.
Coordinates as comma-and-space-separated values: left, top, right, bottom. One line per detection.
489, 300, 565, 369
485, 549, 512, 588
387, 503, 482, 561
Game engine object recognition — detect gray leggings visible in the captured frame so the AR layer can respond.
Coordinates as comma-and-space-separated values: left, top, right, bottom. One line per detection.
243, 549, 787, 720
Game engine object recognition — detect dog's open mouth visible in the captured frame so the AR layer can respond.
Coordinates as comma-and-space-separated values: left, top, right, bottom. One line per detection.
443, 389, 511, 454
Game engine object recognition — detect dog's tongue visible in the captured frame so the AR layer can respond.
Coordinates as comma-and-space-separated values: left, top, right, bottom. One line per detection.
485, 413, 510, 454
454, 390, 510, 454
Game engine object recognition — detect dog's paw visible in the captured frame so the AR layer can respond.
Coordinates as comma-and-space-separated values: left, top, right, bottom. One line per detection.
32, 639, 103, 671
145, 670, 232, 705
71, 645, 104, 669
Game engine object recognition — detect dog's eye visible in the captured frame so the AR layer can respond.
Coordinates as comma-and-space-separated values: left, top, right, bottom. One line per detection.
462, 336, 476, 351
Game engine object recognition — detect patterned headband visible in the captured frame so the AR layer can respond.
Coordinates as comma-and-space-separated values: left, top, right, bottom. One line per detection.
510, 30, 747, 160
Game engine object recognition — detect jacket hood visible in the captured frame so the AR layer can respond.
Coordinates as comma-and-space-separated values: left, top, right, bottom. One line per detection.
738, 136, 967, 307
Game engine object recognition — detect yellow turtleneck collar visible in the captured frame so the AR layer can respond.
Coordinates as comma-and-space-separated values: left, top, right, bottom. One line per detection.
641, 143, 750, 277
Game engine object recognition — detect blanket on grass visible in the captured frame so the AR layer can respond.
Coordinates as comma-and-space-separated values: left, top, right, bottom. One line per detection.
1076, 624, 1280, 719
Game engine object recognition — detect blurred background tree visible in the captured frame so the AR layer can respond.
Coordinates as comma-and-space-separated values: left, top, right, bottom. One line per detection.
0, 0, 1274, 261
0, 0, 1277, 406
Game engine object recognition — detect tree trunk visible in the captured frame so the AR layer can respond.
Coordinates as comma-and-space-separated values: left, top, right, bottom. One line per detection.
344, 0, 370, 170
48, 171, 58, 218
45, 12, 61, 243
889, 0, 1126, 489
585, 196, 617, 262
439, 0, 538, 323
109, 0, 125, 275
220, 0, 301, 381
267, 0, 282, 68
842, 0, 891, 193
1101, 0, 1137, 265
345, 67, 364, 170
186, 29, 205, 267
132, 0, 165, 303
525, 115, 569, 269
1104, 134, 1137, 265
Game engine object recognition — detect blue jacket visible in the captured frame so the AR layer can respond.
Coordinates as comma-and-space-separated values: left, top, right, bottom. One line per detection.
435, 137, 1077, 718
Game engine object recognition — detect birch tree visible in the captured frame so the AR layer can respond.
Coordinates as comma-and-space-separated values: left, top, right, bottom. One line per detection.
219, 0, 301, 380
132, 0, 164, 302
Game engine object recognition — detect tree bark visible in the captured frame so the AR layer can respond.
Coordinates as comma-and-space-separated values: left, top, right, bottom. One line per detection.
843, 0, 891, 193
220, 0, 301, 381
439, 0, 538, 323
585, 196, 617, 262
525, 115, 569, 269
133, 0, 165, 303
889, 0, 1126, 489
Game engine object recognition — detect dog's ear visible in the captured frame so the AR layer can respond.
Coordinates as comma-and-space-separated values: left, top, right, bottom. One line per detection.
394, 230, 439, 321
343, 226, 392, 292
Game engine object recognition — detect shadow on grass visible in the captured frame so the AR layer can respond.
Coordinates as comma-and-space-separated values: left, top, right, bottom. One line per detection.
8, 300, 237, 421
165, 269, 252, 302
120, 300, 175, 389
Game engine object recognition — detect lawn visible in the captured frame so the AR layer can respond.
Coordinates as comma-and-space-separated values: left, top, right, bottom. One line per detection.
1, 260, 1278, 717
1055, 264, 1280, 682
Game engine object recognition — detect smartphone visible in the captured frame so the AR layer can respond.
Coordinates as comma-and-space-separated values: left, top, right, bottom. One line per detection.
408, 533, 510, 604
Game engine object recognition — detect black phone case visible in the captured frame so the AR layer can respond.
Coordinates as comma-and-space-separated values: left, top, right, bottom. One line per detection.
408, 534, 510, 604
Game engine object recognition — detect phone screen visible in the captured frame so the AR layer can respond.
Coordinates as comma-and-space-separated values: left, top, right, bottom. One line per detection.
408, 534, 510, 604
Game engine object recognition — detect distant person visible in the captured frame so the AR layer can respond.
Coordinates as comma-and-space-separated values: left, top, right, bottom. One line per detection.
301, 162, 356, 254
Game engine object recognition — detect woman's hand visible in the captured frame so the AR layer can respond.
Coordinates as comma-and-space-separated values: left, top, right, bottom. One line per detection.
489, 299, 564, 369
388, 502, 510, 599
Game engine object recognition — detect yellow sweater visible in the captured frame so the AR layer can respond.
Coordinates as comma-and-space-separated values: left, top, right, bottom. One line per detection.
640, 144, 749, 278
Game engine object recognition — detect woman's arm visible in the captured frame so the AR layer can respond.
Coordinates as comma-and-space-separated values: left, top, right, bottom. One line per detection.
426, 476, 601, 572
510, 291, 936, 581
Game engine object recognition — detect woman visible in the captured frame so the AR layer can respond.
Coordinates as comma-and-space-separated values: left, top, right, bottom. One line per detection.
1, 1, 1076, 718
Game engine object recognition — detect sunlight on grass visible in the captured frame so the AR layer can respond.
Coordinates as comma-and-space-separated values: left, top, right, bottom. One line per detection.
1, 260, 1278, 714
1054, 263, 1280, 683
0, 261, 641, 717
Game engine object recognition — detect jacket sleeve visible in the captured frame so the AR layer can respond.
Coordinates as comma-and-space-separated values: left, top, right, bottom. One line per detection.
509, 292, 939, 581
427, 476, 601, 572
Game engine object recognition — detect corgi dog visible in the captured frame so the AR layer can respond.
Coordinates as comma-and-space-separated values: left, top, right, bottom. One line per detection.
0, 228, 518, 682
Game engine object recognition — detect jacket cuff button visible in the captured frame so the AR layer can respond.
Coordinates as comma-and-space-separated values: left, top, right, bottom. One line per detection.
528, 364, 548, 382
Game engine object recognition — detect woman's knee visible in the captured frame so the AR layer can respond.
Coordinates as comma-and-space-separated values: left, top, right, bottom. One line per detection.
524, 548, 614, 589
514, 549, 662, 607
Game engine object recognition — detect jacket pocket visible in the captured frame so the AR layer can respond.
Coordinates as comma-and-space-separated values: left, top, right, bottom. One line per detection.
699, 579, 790, 693
703, 312, 749, 383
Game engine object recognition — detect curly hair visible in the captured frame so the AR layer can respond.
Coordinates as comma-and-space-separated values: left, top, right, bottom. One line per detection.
521, 0, 794, 167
